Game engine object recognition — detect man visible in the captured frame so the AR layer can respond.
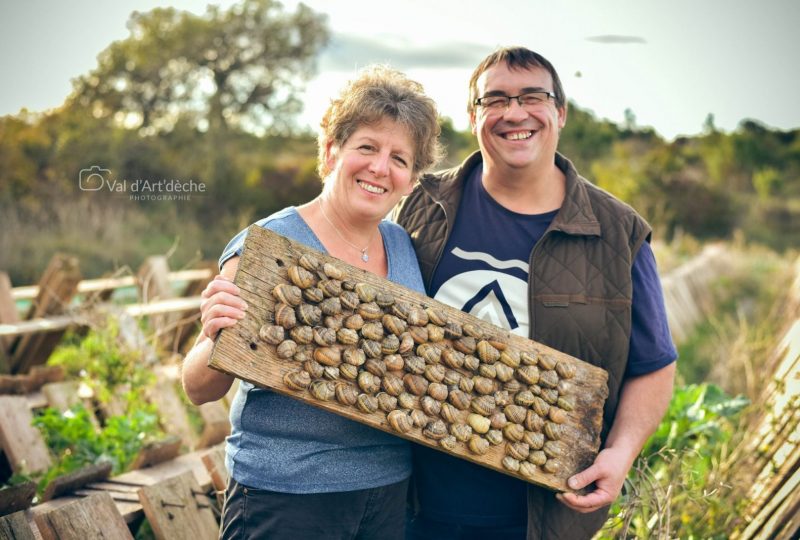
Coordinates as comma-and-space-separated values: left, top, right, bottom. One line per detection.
395, 47, 677, 539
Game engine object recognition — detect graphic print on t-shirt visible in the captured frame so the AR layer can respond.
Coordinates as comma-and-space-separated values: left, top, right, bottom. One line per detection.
433, 247, 530, 336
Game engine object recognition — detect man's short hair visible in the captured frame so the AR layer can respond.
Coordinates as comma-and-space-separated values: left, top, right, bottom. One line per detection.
468, 47, 566, 116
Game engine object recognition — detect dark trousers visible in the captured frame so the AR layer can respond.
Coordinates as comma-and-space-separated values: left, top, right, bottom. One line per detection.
220, 478, 410, 540
406, 515, 526, 540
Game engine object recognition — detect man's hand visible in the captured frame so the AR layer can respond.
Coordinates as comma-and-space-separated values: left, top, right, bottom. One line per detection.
556, 447, 631, 513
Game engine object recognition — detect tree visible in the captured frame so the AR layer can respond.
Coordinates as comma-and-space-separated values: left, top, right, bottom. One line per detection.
71, 0, 329, 134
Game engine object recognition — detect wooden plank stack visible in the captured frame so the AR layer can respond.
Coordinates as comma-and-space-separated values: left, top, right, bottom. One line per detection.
210, 226, 609, 492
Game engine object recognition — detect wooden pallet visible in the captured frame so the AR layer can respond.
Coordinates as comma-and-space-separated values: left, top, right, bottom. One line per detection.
210, 226, 609, 492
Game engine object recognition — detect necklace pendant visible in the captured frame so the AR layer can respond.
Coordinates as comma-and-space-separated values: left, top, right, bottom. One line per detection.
361, 251, 369, 263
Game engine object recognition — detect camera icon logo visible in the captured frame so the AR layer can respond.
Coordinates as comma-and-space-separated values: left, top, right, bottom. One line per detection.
79, 165, 110, 191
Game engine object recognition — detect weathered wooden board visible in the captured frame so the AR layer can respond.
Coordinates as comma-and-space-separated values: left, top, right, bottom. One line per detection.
200, 445, 228, 492
138, 471, 218, 540
130, 437, 182, 470
42, 462, 112, 502
0, 396, 51, 474
34, 492, 133, 540
0, 482, 36, 517
210, 225, 609, 492
0, 511, 37, 540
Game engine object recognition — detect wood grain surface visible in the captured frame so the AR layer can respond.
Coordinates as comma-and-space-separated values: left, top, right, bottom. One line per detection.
210, 225, 609, 492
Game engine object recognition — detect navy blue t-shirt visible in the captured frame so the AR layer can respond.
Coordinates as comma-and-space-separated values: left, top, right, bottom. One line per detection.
414, 164, 677, 527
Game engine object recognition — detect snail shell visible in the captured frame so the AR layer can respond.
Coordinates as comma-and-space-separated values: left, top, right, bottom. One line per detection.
493, 390, 511, 408
322, 366, 340, 380
375, 291, 395, 308
422, 419, 448, 440
424, 364, 446, 383
410, 409, 429, 428
407, 308, 429, 327
479, 364, 497, 379
495, 363, 514, 383
340, 290, 360, 311
427, 382, 449, 402
322, 262, 345, 280
384, 354, 404, 371
403, 373, 429, 396
532, 396, 551, 417
356, 393, 378, 413
313, 327, 337, 347
318, 279, 342, 298
458, 376, 475, 394
467, 413, 491, 434
543, 459, 562, 475
272, 283, 303, 307
517, 365, 540, 385
519, 461, 537, 479
504, 404, 527, 424
504, 380, 522, 393
520, 350, 538, 366
420, 395, 442, 417
377, 392, 398, 413
462, 323, 483, 339
549, 407, 568, 424
502, 456, 521, 472
355, 283, 377, 303
357, 371, 381, 394
543, 440, 564, 459
506, 441, 530, 461
361, 339, 382, 359
259, 324, 285, 345
442, 369, 462, 386
515, 390, 536, 407
296, 304, 322, 326
499, 350, 521, 369
453, 337, 477, 355
544, 421, 563, 441
381, 335, 400, 355
398, 333, 415, 355
555, 360, 576, 379
486, 429, 504, 445
364, 358, 387, 377
391, 301, 412, 320
444, 321, 463, 339
404, 355, 426, 375
525, 411, 545, 432
314, 347, 341, 367
557, 396, 575, 412
440, 402, 459, 424
319, 297, 342, 317
397, 392, 417, 410
309, 380, 335, 401
293, 347, 314, 363
448, 385, 472, 410
450, 423, 473, 442
302, 287, 324, 304
463, 355, 480, 372
303, 359, 324, 379
490, 412, 508, 430
357, 302, 383, 321
382, 314, 407, 336
524, 430, 545, 450
439, 435, 458, 451
324, 314, 344, 331
283, 370, 311, 391
473, 376, 495, 395
468, 435, 490, 455
335, 382, 358, 405
276, 340, 298, 359
408, 325, 429, 345
344, 314, 365, 331
341, 279, 356, 291
539, 354, 557, 371
528, 450, 547, 466
361, 322, 384, 341
382, 373, 404, 396
477, 341, 500, 364
529, 384, 542, 396
417, 343, 441, 364
539, 370, 559, 389
387, 410, 413, 433
289, 325, 314, 345
425, 307, 447, 326
503, 423, 525, 442
287, 265, 315, 289
339, 363, 358, 380
541, 388, 559, 405
441, 349, 465, 369
426, 324, 445, 342
471, 395, 497, 416
275, 303, 297, 329
298, 253, 320, 271
337, 328, 359, 346
342, 347, 366, 366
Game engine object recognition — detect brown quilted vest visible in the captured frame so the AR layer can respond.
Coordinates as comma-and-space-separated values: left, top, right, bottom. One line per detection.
395, 151, 652, 539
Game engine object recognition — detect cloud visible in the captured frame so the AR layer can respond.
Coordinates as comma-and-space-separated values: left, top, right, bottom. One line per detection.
586, 35, 647, 44
320, 34, 489, 71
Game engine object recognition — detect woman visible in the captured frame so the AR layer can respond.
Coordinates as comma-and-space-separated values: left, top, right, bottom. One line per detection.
182, 65, 441, 539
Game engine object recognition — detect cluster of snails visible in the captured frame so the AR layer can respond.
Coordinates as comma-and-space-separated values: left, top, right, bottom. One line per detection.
258, 253, 578, 480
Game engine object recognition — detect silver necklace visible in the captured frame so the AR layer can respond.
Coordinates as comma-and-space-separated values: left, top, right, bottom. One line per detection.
318, 200, 374, 262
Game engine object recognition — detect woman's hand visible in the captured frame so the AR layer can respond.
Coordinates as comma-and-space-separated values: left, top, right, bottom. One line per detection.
200, 260, 247, 339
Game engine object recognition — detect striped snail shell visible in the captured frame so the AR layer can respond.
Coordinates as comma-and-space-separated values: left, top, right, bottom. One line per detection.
502, 456, 521, 472
403, 373, 429, 396
289, 325, 314, 345
342, 346, 366, 366
426, 324, 445, 342
425, 307, 448, 326
525, 410, 545, 432
357, 302, 383, 321
287, 265, 315, 289
486, 429, 504, 445
276, 340, 298, 359
422, 419, 448, 440
259, 324, 285, 345
450, 423, 473, 442
524, 431, 545, 450
467, 435, 490, 456
283, 370, 311, 391
506, 441, 530, 461
499, 350, 521, 369
322, 262, 345, 280
387, 410, 413, 433
344, 314, 365, 330
296, 304, 322, 326
503, 422, 525, 442
357, 370, 381, 394
381, 373, 404, 396
448, 389, 471, 410
439, 435, 457, 451
319, 297, 342, 316
335, 382, 358, 406
420, 395, 442, 417
382, 314, 407, 336
313, 347, 341, 367
313, 327, 337, 347
477, 340, 500, 364
355, 282, 377, 303
494, 363, 514, 383
528, 450, 547, 466
457, 376, 474, 394
272, 283, 302, 307
318, 279, 342, 298
298, 253, 320, 271
377, 392, 398, 413
356, 393, 378, 413
340, 290, 360, 311
519, 461, 537, 479
309, 380, 335, 401
383, 354, 404, 371
275, 303, 297, 329
397, 392, 417, 410
302, 287, 324, 304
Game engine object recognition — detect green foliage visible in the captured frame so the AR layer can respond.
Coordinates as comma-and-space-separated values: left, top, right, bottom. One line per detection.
33, 404, 164, 492
600, 384, 749, 539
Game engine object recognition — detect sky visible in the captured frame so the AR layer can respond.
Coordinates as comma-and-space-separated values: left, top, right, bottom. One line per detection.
1, 0, 798, 140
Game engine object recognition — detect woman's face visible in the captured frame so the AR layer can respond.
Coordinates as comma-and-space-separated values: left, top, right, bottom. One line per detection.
324, 118, 415, 222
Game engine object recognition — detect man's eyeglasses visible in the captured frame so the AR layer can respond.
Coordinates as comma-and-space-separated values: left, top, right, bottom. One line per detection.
474, 91, 556, 110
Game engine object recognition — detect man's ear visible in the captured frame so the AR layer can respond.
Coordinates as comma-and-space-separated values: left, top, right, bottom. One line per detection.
557, 103, 568, 130
470, 111, 477, 135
